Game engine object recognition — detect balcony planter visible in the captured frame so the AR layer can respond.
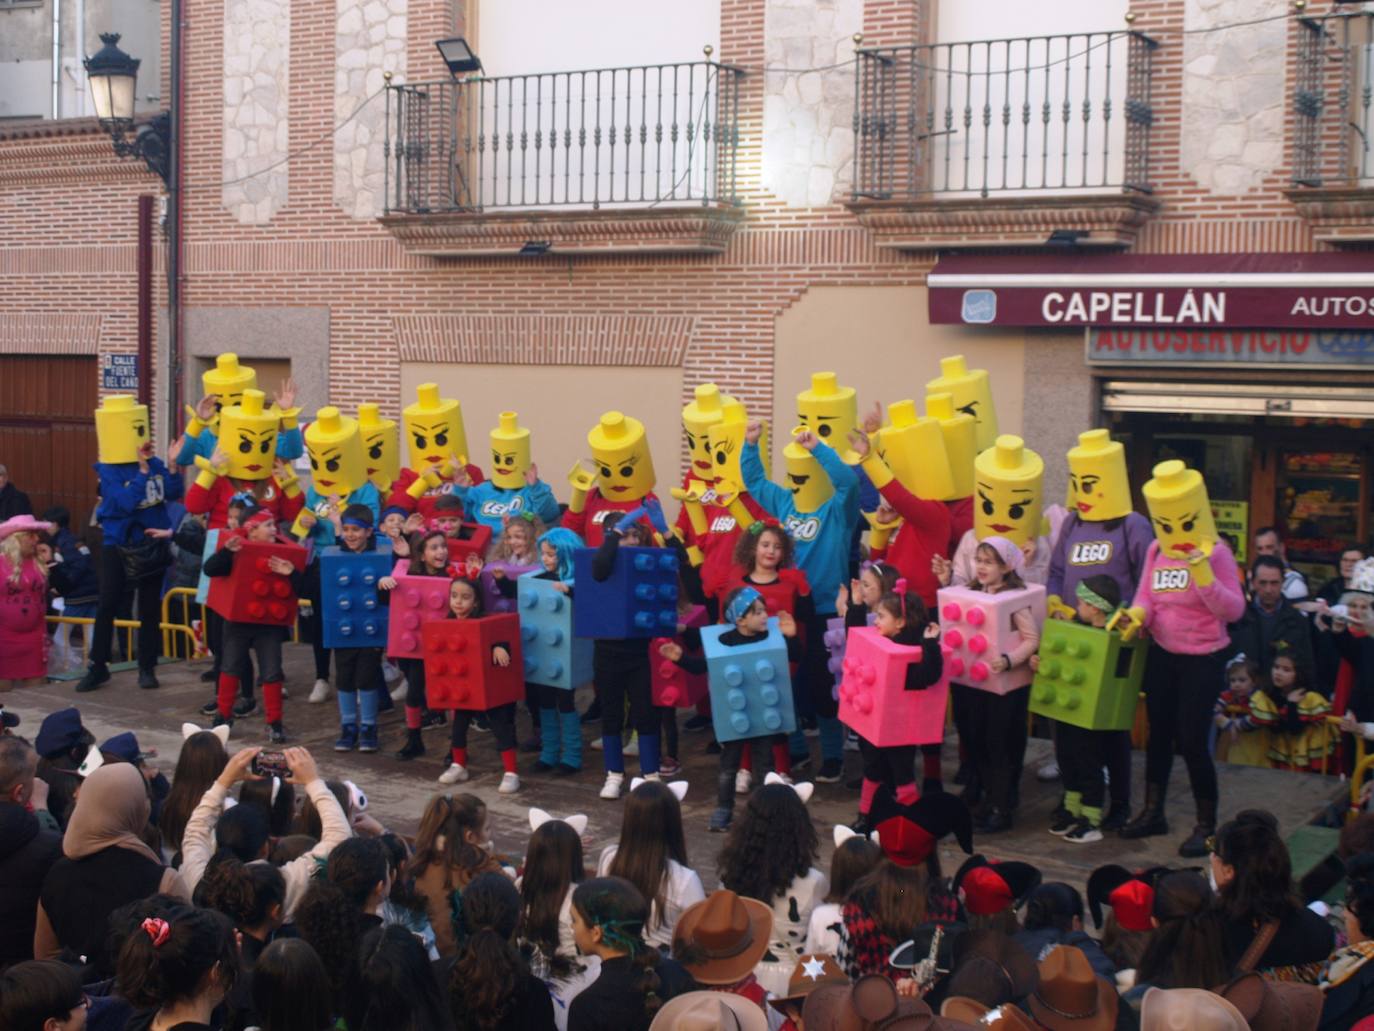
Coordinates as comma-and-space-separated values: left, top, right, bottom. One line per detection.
847, 191, 1159, 251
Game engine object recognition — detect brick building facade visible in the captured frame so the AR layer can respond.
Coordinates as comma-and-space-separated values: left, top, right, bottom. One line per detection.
2, 0, 1372, 575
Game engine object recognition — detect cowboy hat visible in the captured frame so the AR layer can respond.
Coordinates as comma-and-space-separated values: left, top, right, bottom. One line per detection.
1026, 946, 1118, 1031
803, 974, 965, 1030
0, 514, 54, 541
768, 953, 849, 1013
1214, 971, 1323, 1031
940, 999, 1039, 1031
672, 889, 773, 985
1139, 988, 1248, 1031
649, 990, 768, 1031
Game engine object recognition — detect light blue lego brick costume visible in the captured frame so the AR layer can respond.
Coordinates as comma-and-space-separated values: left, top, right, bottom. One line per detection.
176, 424, 302, 466
453, 479, 561, 533
702, 619, 797, 743
531, 526, 588, 772
518, 574, 593, 690
741, 439, 859, 617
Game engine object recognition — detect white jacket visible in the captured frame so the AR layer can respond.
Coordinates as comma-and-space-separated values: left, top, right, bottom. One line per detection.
179, 778, 351, 920
597, 845, 706, 949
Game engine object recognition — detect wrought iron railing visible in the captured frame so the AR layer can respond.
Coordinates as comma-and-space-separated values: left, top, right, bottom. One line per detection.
384, 60, 743, 214
851, 30, 1157, 199
1293, 11, 1374, 187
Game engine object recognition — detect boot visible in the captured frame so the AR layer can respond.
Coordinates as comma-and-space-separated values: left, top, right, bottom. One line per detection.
1178, 798, 1218, 858
557, 709, 583, 774
1120, 782, 1169, 839
533, 707, 560, 772
393, 728, 425, 760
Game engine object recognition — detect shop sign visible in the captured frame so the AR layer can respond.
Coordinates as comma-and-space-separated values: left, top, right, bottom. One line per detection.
1211, 500, 1249, 564
101, 353, 140, 391
1086, 329, 1374, 369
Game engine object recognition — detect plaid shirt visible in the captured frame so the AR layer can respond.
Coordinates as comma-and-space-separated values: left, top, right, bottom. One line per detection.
838, 881, 962, 980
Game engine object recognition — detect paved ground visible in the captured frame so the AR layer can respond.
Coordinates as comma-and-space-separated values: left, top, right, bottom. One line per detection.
11, 642, 1350, 894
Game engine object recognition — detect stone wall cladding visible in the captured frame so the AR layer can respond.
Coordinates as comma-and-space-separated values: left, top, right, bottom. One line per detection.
333, 0, 407, 219
222, 0, 291, 223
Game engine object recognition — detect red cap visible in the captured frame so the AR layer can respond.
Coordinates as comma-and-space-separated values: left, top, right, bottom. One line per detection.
961, 866, 1015, 916
1107, 880, 1154, 933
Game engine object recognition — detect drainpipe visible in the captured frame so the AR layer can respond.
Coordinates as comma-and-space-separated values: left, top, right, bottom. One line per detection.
166, 0, 185, 433
75, 0, 86, 115
51, 0, 60, 118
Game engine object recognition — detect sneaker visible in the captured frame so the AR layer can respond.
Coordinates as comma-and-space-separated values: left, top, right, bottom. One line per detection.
735, 769, 753, 795
199, 668, 218, 683
659, 756, 682, 777
268, 722, 287, 745
438, 763, 469, 785
844, 730, 860, 752
308, 679, 331, 703
138, 669, 160, 690
684, 714, 711, 732
850, 812, 873, 835
815, 759, 844, 784
233, 697, 259, 719
599, 772, 624, 800
801, 715, 819, 737
382, 659, 402, 683
974, 807, 1014, 834
1064, 820, 1104, 844
211, 715, 233, 734
554, 763, 580, 777
199, 698, 219, 716
709, 807, 733, 832
498, 772, 521, 794
790, 752, 812, 773
591, 737, 605, 751
334, 723, 358, 751
473, 714, 491, 733
623, 732, 639, 757
1037, 760, 1061, 782
420, 710, 447, 730
74, 665, 110, 693
1049, 810, 1078, 836
390, 680, 409, 702
1100, 802, 1131, 833
280, 685, 289, 700
531, 760, 556, 773
358, 725, 379, 753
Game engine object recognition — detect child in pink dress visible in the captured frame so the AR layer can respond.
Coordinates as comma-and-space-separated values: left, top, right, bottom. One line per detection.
1, 514, 55, 687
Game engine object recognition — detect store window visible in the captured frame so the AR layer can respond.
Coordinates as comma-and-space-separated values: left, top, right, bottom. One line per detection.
1276, 450, 1365, 586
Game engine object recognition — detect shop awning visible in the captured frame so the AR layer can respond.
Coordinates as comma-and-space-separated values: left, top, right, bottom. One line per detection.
928, 253, 1374, 329
1101, 380, 1374, 420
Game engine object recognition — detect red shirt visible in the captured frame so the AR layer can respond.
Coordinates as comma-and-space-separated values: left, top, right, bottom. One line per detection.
385, 464, 485, 521
673, 475, 768, 600
714, 566, 811, 619
562, 489, 660, 548
186, 475, 304, 531
876, 479, 951, 609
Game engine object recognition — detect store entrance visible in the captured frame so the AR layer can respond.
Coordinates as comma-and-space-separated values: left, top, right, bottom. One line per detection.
1105, 412, 1372, 586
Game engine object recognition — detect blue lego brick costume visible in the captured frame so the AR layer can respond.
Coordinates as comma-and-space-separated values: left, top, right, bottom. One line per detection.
454, 479, 561, 532
518, 573, 593, 689
703, 619, 797, 743
572, 546, 679, 639
320, 545, 392, 649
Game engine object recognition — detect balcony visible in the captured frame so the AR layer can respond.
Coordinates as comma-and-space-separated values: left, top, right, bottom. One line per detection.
380, 60, 745, 257
846, 30, 1159, 251
1288, 11, 1374, 245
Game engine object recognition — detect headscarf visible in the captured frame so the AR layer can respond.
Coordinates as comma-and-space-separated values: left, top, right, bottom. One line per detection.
725, 586, 764, 624
63, 761, 160, 865
978, 535, 1025, 575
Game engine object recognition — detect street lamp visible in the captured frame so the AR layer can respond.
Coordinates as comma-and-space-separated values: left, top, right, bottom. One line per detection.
84, 33, 172, 186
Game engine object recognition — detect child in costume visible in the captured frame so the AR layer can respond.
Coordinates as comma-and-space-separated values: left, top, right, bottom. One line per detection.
1032, 574, 1124, 843
451, 411, 561, 532
1213, 656, 1267, 766
0, 514, 54, 688
434, 576, 521, 794
1249, 648, 1332, 772
563, 411, 661, 549
381, 529, 453, 761
528, 527, 588, 776
480, 513, 546, 614
848, 583, 943, 835
589, 509, 667, 799
661, 586, 801, 832
1113, 460, 1246, 858
959, 537, 1042, 834
385, 383, 485, 522
202, 508, 305, 742
175, 355, 303, 465
329, 504, 387, 755
742, 421, 859, 783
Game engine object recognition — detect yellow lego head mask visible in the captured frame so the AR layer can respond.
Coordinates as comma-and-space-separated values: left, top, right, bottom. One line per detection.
1067, 429, 1133, 522
1142, 460, 1219, 561
926, 393, 976, 499
95, 395, 151, 464
356, 403, 399, 489
202, 353, 258, 429
706, 399, 756, 496
874, 400, 955, 501
588, 411, 655, 501
218, 389, 279, 481
926, 355, 998, 452
304, 407, 367, 496
489, 411, 532, 491
973, 435, 1044, 548
784, 436, 834, 513
403, 383, 468, 473
682, 384, 732, 482
797, 372, 859, 464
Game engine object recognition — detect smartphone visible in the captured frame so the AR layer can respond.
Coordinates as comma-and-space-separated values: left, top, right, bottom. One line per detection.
252, 750, 290, 779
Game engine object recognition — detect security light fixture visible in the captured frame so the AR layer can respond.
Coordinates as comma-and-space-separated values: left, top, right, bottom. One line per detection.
435, 38, 483, 77
519, 240, 552, 257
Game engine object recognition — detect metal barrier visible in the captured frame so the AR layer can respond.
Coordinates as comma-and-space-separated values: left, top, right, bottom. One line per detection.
46, 615, 202, 667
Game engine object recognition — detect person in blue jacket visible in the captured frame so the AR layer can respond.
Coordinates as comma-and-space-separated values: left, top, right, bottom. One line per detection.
741, 420, 859, 783
450, 463, 561, 533
75, 441, 184, 694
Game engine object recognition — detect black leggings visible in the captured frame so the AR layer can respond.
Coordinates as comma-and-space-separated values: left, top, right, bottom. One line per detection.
301, 560, 330, 681
858, 737, 917, 790
1058, 723, 1111, 810
802, 611, 839, 720
451, 702, 517, 751
89, 546, 162, 672
1143, 644, 1227, 803
957, 683, 1030, 811
594, 648, 657, 739
540, 683, 577, 713
401, 657, 426, 709
717, 736, 773, 809
206, 608, 254, 697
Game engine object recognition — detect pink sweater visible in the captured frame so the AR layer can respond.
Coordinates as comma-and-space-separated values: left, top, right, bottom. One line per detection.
1132, 541, 1245, 655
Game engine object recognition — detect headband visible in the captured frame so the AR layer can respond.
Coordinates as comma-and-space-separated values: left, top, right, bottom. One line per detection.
1074, 580, 1116, 616
725, 587, 763, 624
341, 516, 372, 529
978, 535, 1025, 575
242, 509, 275, 529
381, 505, 409, 520
748, 521, 767, 536
515, 511, 537, 524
